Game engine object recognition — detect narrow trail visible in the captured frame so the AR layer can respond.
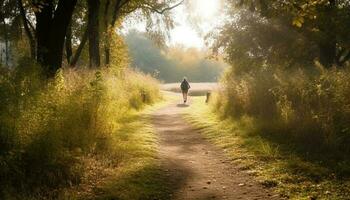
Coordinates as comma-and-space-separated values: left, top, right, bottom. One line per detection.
151, 93, 281, 200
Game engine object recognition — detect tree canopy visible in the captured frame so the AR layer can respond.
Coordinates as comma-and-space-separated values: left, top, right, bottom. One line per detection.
212, 0, 350, 69
0, 0, 183, 77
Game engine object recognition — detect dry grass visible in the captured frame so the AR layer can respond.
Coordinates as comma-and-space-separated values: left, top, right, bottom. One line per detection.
63, 100, 172, 200
214, 67, 350, 152
184, 96, 350, 200
0, 62, 163, 199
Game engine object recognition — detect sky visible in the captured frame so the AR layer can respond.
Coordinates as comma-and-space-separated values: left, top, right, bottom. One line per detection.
122, 0, 225, 49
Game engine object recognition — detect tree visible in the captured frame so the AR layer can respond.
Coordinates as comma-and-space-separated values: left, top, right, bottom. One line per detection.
32, 0, 77, 77
0, 0, 22, 66
18, 0, 36, 59
10, 0, 183, 77
211, 10, 318, 73
88, 0, 101, 68
100, 0, 184, 66
64, 0, 88, 67
64, 0, 184, 68
231, 0, 350, 68
125, 30, 226, 82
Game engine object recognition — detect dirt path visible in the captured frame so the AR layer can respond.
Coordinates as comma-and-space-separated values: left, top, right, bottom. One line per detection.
151, 94, 281, 200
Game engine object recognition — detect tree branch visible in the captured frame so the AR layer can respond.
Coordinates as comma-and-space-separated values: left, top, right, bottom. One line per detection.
70, 26, 88, 67
111, 0, 130, 26
104, 0, 111, 28
65, 22, 73, 63
339, 50, 350, 66
18, 0, 36, 58
143, 0, 184, 14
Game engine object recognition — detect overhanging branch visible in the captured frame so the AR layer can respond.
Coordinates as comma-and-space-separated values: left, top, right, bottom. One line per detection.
143, 0, 184, 14
18, 0, 36, 58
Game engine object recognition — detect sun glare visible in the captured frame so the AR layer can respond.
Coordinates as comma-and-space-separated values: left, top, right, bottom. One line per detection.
193, 0, 221, 19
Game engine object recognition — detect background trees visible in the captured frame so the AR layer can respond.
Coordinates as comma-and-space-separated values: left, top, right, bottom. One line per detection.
125, 30, 227, 82
0, 0, 181, 198
1, 0, 183, 77
214, 0, 350, 69
0, 0, 22, 67
208, 2, 350, 198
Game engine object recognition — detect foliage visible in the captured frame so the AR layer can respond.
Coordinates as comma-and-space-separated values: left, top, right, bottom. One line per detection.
211, 10, 317, 73
185, 96, 350, 199
214, 0, 350, 68
109, 32, 131, 70
0, 60, 160, 199
1, 0, 184, 75
213, 66, 350, 152
125, 30, 227, 83
211, 0, 350, 152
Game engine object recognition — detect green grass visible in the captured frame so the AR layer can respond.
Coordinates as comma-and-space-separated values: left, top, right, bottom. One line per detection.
0, 64, 167, 199
93, 100, 174, 200
63, 98, 173, 200
183, 96, 350, 200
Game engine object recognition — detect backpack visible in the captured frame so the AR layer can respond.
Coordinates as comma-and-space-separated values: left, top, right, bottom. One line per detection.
181, 80, 189, 90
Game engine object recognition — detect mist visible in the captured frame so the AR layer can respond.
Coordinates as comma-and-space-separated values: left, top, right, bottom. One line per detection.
124, 30, 227, 83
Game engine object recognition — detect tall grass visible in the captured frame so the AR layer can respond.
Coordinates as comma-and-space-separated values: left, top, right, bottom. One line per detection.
185, 66, 350, 199
0, 59, 160, 198
213, 66, 350, 153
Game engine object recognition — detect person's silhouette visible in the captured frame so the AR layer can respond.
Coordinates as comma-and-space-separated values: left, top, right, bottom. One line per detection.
180, 77, 191, 103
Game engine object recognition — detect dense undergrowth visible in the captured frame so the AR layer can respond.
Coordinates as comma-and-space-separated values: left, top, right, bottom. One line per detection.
65, 100, 172, 200
185, 65, 350, 199
0, 59, 161, 199
214, 66, 350, 156
185, 95, 350, 199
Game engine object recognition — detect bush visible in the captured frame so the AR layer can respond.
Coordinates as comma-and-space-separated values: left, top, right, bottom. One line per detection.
0, 61, 160, 198
213, 66, 350, 152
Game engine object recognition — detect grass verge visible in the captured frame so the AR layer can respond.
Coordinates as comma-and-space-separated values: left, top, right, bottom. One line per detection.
0, 63, 169, 199
184, 96, 350, 200
64, 98, 173, 200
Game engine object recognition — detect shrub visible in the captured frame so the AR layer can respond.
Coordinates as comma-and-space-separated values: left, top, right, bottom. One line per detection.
0, 61, 160, 198
213, 66, 350, 151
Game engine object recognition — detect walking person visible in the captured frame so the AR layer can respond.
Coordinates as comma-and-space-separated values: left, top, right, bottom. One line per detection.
180, 77, 191, 103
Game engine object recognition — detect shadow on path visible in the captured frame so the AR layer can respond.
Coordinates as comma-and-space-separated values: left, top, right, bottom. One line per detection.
176, 103, 190, 108
151, 101, 281, 200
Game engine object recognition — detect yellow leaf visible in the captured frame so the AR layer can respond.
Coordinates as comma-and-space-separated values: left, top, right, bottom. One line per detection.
293, 20, 302, 28
292, 17, 304, 28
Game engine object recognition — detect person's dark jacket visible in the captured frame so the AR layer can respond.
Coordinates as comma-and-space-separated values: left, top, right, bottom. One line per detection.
180, 80, 190, 91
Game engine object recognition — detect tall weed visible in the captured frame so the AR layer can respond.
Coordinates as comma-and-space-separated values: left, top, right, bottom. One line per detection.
0, 61, 160, 198
213, 66, 350, 152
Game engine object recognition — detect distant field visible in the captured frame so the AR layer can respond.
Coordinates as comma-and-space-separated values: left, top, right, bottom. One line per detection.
161, 82, 219, 96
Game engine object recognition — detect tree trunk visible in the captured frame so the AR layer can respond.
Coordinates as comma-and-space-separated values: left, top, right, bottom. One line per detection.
35, 0, 77, 78
35, 0, 53, 70
2, 18, 9, 67
104, 46, 110, 65
70, 27, 89, 67
319, 39, 336, 68
104, 0, 111, 66
18, 0, 36, 59
317, 0, 336, 68
103, 0, 129, 65
65, 23, 73, 63
88, 0, 101, 68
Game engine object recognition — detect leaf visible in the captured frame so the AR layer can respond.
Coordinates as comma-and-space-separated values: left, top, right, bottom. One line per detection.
292, 20, 302, 28
292, 17, 304, 28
